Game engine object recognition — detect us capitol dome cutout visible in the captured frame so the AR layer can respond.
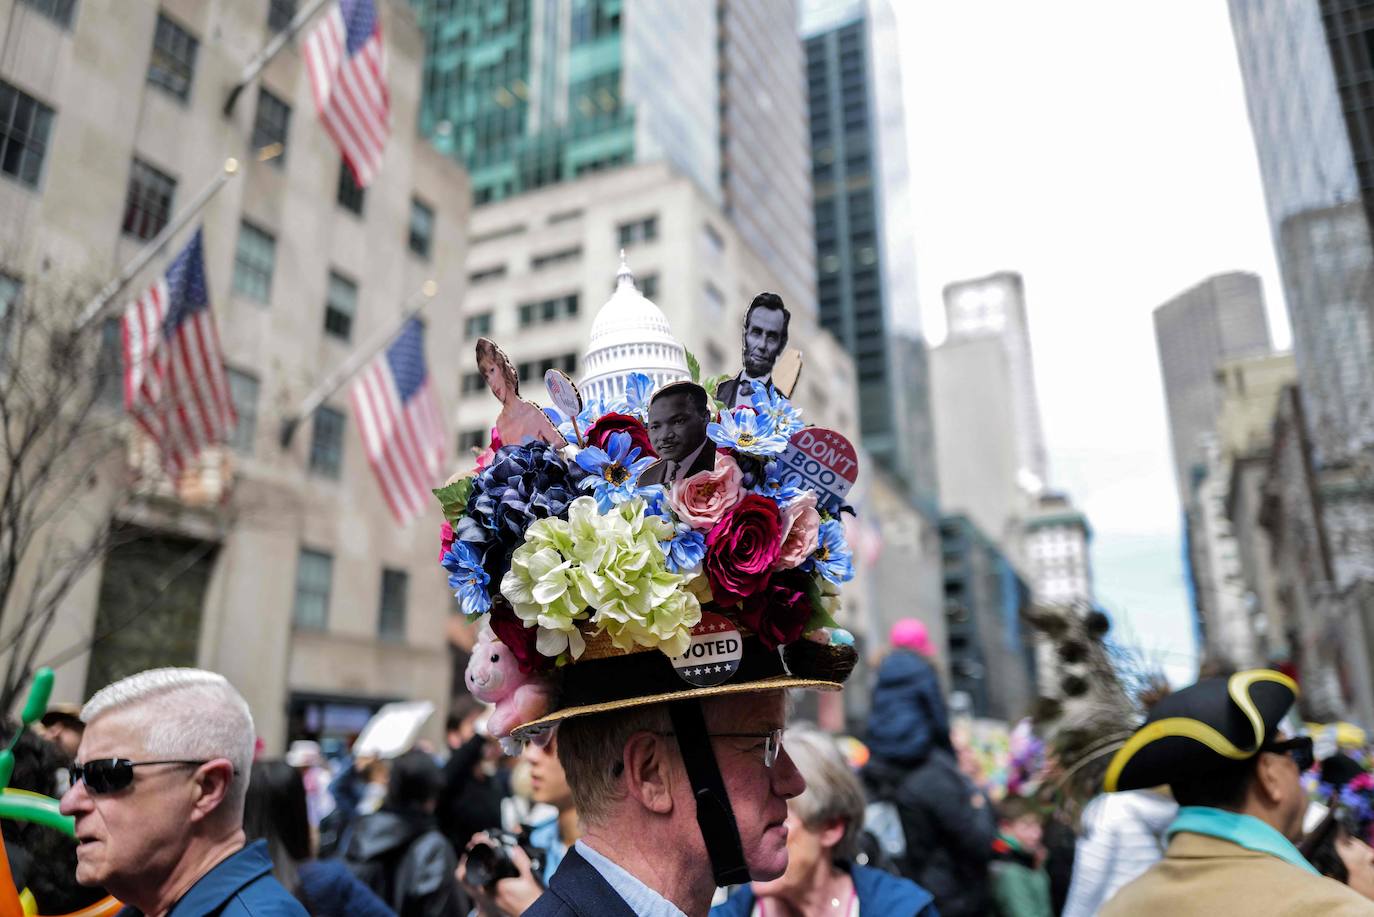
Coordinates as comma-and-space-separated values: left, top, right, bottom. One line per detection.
578, 251, 690, 402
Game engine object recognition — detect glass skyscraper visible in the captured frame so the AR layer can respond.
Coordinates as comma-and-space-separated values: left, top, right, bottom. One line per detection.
802, 0, 930, 491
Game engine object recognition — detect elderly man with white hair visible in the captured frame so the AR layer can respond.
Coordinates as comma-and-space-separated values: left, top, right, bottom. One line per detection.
59, 667, 307, 917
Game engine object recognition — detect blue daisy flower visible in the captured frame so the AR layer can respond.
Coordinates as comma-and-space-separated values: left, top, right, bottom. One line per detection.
707, 407, 790, 456
442, 541, 492, 616
659, 523, 707, 574
574, 430, 657, 512
753, 460, 807, 506
810, 519, 855, 584
750, 387, 804, 438
556, 395, 610, 443
608, 372, 655, 420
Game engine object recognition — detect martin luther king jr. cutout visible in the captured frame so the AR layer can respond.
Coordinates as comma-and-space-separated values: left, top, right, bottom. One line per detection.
716, 292, 792, 409
640, 381, 716, 486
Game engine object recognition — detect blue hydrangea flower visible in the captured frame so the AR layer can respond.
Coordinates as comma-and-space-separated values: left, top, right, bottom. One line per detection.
556, 395, 610, 443
750, 387, 804, 439
575, 430, 657, 513
753, 460, 807, 506
707, 407, 790, 456
442, 541, 492, 616
659, 523, 707, 575
809, 519, 855, 584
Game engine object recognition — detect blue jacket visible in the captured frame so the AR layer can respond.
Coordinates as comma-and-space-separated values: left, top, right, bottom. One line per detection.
711, 864, 939, 917
298, 859, 395, 917
866, 649, 950, 765
118, 840, 307, 917
524, 848, 639, 917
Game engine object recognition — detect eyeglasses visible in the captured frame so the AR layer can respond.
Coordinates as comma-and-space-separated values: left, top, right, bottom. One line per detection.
611, 728, 785, 776
71, 758, 209, 795
1261, 736, 1315, 771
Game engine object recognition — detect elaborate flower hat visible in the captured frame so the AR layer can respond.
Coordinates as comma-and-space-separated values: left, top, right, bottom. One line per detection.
437, 337, 861, 741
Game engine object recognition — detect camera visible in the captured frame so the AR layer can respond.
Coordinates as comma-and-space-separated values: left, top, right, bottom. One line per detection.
463, 829, 548, 889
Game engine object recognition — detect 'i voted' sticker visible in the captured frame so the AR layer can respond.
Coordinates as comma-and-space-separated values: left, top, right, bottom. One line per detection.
670, 612, 744, 687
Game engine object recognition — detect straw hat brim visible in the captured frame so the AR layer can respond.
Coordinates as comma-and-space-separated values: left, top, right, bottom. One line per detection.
511, 674, 842, 740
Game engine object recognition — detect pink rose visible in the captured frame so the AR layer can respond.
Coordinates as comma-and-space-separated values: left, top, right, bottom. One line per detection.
772, 492, 820, 571
669, 454, 744, 529
439, 521, 455, 563
704, 494, 782, 605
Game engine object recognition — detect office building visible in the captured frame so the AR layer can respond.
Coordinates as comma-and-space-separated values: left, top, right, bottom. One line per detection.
802, 0, 929, 487
1, 0, 470, 750
1022, 492, 1094, 697
414, 0, 817, 316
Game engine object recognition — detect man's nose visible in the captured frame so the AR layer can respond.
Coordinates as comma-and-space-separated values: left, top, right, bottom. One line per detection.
59, 777, 92, 816
771, 746, 806, 801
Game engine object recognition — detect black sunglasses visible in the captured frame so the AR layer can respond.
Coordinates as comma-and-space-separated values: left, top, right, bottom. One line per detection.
71, 758, 209, 795
1262, 736, 1315, 771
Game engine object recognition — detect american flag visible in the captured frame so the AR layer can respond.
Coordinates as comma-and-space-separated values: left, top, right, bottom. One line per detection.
350, 317, 446, 524
122, 228, 237, 476
303, 0, 390, 188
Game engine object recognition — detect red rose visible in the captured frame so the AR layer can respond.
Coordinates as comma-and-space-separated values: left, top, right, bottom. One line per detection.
739, 570, 814, 650
704, 494, 782, 605
585, 413, 656, 459
488, 601, 551, 673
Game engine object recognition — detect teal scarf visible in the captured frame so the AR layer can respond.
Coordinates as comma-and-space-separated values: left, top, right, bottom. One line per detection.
1168, 806, 1318, 876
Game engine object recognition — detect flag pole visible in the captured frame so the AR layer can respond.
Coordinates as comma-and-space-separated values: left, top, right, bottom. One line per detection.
279, 280, 438, 449
223, 0, 332, 116
76, 158, 241, 333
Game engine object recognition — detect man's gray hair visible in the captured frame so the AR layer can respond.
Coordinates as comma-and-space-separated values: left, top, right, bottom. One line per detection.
557, 703, 671, 825
82, 668, 255, 816
785, 722, 865, 863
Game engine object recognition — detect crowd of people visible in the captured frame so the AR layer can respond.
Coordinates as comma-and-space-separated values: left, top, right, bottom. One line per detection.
7, 619, 1374, 915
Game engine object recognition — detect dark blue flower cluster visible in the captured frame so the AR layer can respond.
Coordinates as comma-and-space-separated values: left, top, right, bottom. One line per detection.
455, 442, 588, 583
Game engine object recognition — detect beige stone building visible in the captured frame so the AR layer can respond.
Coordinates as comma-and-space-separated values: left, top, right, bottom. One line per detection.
0, 0, 470, 751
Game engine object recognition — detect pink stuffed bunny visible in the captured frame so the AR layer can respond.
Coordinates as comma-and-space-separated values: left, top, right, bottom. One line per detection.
465, 622, 553, 744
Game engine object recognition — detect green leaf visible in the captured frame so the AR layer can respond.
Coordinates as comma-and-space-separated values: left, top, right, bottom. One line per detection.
433, 477, 474, 524
701, 373, 732, 416
802, 575, 839, 633
684, 350, 702, 384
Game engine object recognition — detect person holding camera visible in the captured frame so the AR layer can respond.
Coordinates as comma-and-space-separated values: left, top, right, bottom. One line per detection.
458, 733, 582, 915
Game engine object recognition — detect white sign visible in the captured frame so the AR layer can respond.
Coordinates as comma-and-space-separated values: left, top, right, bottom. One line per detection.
544, 369, 583, 420
352, 700, 435, 759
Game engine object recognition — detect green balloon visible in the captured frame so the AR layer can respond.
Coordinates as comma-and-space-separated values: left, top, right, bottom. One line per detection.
20, 667, 55, 726
0, 751, 11, 791
0, 788, 73, 836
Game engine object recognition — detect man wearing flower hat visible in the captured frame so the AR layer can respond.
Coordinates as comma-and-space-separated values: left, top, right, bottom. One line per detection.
1098, 670, 1374, 915
438, 341, 859, 916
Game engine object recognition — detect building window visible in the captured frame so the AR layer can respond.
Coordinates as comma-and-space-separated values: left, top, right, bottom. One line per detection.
232, 221, 275, 303
226, 368, 259, 455
323, 271, 357, 341
147, 13, 198, 101
517, 353, 576, 384
458, 428, 486, 452
121, 159, 176, 241
337, 159, 365, 214
468, 265, 507, 285
531, 246, 581, 270
267, 0, 295, 32
377, 568, 408, 640
293, 548, 332, 630
461, 370, 486, 395
517, 293, 579, 327
702, 222, 725, 255
639, 273, 659, 300
616, 216, 658, 247
0, 81, 55, 189
464, 312, 492, 339
20, 0, 77, 28
252, 88, 290, 164
308, 406, 344, 478
409, 198, 434, 258
703, 282, 725, 315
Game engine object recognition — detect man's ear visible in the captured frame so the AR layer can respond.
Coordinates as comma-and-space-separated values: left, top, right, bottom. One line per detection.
621, 732, 675, 816
1252, 752, 1286, 807
188, 758, 236, 823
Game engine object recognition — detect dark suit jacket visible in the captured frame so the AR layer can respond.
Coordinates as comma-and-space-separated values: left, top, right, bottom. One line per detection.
639, 440, 717, 486
715, 374, 773, 409
524, 848, 639, 917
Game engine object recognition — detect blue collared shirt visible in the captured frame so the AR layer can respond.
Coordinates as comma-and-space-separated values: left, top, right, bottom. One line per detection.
574, 840, 688, 917
117, 840, 308, 917
1167, 806, 1319, 875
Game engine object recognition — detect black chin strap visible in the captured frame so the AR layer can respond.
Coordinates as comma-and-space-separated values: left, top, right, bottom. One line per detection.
668, 699, 752, 888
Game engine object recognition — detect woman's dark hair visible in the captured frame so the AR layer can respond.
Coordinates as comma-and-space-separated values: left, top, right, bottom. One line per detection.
1299, 811, 1348, 883
243, 759, 312, 894
388, 749, 444, 810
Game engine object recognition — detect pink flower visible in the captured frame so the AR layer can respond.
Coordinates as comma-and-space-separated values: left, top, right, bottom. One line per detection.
704, 494, 782, 605
439, 521, 455, 563
772, 491, 820, 571
669, 454, 744, 529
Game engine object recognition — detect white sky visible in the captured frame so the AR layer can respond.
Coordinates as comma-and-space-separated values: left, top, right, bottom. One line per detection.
891, 2, 1289, 682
